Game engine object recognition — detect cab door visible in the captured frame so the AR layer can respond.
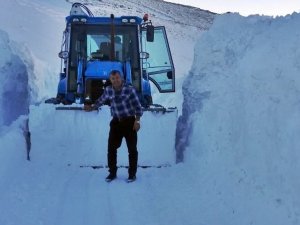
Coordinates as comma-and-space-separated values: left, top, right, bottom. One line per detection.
141, 26, 175, 92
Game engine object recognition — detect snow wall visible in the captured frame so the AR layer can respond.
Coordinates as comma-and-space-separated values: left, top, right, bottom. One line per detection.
0, 30, 31, 127
177, 13, 300, 224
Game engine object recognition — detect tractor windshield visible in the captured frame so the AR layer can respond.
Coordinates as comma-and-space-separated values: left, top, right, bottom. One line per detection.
68, 24, 140, 92
70, 24, 139, 65
87, 34, 125, 61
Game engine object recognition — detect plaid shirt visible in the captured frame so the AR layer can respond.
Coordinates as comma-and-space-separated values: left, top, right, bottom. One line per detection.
94, 84, 143, 118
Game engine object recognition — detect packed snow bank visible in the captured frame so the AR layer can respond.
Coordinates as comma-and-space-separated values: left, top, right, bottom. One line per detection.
0, 30, 31, 127
0, 0, 71, 127
179, 13, 300, 224
0, 0, 69, 103
0, 116, 28, 180
0, 0, 68, 66
29, 104, 177, 166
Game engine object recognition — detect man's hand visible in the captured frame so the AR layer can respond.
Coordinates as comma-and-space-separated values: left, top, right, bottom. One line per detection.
133, 120, 140, 132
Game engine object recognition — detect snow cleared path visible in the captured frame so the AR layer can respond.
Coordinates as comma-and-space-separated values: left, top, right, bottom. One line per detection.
1, 103, 180, 225
0, 142, 189, 225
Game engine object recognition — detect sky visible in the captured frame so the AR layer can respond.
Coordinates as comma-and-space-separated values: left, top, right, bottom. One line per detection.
166, 0, 300, 16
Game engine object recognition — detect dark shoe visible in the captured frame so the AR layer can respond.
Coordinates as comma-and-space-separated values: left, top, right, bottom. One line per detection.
105, 173, 116, 182
127, 175, 136, 183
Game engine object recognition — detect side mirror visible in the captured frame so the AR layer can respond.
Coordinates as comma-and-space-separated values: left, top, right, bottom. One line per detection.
58, 51, 69, 59
140, 52, 149, 59
146, 25, 154, 42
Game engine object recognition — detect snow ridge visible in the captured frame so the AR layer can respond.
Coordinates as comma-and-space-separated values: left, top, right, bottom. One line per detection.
0, 30, 31, 127
179, 13, 300, 224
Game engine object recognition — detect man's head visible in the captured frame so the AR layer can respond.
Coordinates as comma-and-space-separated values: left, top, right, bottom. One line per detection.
109, 70, 123, 90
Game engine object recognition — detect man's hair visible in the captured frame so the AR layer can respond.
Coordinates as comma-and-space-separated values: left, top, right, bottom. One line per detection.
110, 70, 120, 76
110, 70, 124, 80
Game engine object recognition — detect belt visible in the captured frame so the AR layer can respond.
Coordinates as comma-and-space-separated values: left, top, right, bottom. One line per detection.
113, 116, 135, 122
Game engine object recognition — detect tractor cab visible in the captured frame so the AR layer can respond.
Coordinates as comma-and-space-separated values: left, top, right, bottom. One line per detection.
54, 3, 175, 109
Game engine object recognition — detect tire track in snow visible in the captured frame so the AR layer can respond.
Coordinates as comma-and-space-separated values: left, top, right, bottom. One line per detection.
105, 169, 165, 225
53, 168, 93, 225
85, 171, 116, 225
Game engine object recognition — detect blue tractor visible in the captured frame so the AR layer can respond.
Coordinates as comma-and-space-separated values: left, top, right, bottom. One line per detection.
47, 3, 175, 109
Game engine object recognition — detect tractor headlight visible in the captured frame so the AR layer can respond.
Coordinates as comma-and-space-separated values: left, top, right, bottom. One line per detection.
58, 51, 69, 59
140, 52, 149, 59
129, 18, 136, 23
122, 18, 128, 23
72, 18, 79, 22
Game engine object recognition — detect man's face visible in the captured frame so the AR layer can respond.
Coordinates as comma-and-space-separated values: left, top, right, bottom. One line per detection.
110, 72, 123, 90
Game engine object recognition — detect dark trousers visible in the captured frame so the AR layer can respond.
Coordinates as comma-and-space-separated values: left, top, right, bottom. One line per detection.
108, 116, 138, 176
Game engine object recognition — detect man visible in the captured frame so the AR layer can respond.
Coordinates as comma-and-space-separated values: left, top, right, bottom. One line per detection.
84, 70, 143, 183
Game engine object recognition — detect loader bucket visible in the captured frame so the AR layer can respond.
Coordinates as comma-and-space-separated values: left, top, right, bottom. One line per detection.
28, 104, 177, 167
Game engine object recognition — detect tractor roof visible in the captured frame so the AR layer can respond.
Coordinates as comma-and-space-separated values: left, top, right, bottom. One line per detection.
66, 15, 143, 25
